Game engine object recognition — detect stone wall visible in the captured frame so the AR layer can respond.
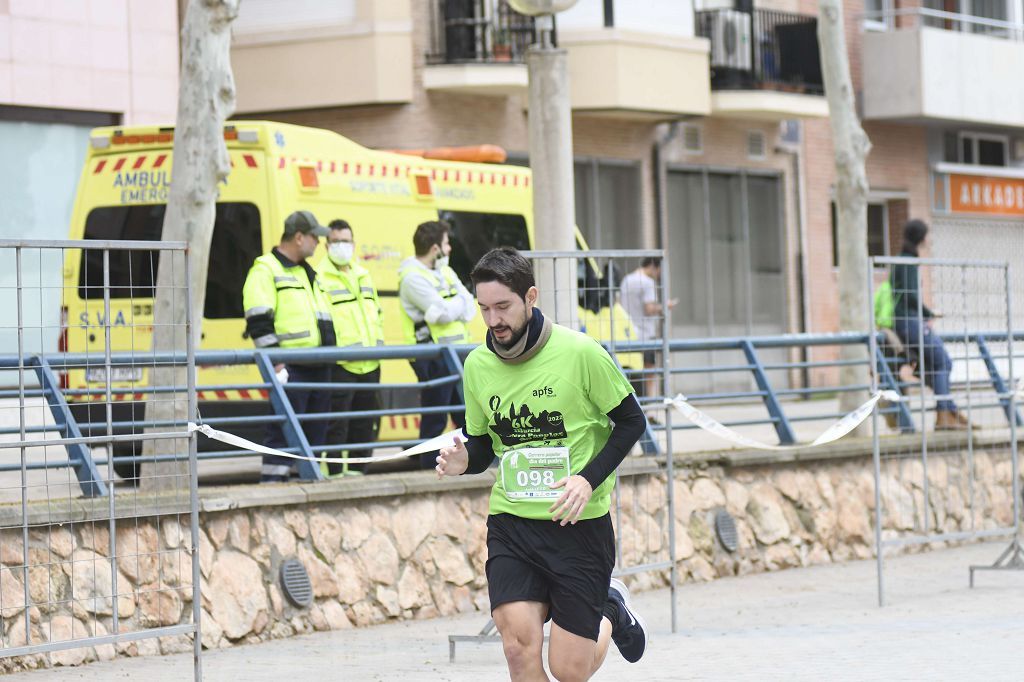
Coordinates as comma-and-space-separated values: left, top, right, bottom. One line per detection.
0, 436, 1018, 672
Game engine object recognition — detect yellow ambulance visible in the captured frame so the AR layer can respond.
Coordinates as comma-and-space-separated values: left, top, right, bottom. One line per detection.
61, 121, 638, 477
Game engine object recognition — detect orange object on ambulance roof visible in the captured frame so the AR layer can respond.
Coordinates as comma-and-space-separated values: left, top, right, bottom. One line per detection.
388, 144, 507, 164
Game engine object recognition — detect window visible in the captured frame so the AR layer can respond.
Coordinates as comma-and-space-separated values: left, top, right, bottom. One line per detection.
665, 169, 786, 335
682, 124, 703, 154
574, 159, 642, 252
78, 203, 262, 319
831, 201, 888, 266
440, 210, 530, 289
863, 0, 893, 30
923, 0, 1012, 36
958, 132, 1009, 167
747, 130, 767, 160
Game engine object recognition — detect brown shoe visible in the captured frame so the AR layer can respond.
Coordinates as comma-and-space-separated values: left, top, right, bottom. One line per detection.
935, 410, 969, 431
955, 411, 977, 429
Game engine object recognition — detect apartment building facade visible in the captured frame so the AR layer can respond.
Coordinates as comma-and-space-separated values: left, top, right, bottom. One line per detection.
859, 0, 1024, 326
0, 0, 180, 242
5, 0, 1019, 360
0, 0, 179, 355
228, 0, 829, 358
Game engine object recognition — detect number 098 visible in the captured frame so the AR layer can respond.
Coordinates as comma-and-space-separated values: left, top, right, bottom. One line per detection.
516, 469, 556, 488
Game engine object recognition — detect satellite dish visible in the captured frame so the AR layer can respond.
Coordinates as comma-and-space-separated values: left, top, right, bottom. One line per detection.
507, 0, 579, 16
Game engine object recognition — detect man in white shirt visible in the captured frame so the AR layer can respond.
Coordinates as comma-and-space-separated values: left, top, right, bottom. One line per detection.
619, 257, 676, 401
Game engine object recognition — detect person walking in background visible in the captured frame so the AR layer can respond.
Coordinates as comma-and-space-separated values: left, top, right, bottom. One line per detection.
398, 220, 476, 467
620, 257, 676, 406
317, 219, 384, 476
891, 219, 968, 431
242, 210, 336, 482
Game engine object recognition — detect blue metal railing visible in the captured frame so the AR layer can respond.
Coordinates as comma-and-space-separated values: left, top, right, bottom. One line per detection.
2, 329, 1022, 497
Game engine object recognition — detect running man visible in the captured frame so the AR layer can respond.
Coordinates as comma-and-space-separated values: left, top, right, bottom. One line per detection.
436, 247, 649, 681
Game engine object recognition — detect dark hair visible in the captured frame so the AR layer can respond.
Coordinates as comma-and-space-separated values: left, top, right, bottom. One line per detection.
641, 256, 661, 269
329, 219, 353, 237
471, 247, 535, 300
413, 221, 450, 256
902, 219, 929, 255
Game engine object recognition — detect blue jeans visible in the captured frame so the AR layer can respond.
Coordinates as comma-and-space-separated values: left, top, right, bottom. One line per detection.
411, 355, 465, 468
894, 318, 956, 412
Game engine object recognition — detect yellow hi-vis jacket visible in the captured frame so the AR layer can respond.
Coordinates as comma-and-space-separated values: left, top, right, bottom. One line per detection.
316, 258, 384, 374
398, 263, 471, 345
242, 252, 333, 349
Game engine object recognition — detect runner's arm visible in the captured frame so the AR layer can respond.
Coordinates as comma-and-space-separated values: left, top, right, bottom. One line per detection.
463, 432, 496, 474
578, 394, 646, 490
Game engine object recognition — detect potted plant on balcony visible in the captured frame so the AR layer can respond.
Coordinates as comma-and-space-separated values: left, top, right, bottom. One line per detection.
492, 28, 513, 61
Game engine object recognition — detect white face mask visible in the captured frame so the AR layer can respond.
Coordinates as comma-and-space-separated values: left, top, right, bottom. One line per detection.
434, 254, 449, 270
328, 241, 354, 265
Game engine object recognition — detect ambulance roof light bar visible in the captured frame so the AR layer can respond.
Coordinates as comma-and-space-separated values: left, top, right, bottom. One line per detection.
91, 126, 258, 149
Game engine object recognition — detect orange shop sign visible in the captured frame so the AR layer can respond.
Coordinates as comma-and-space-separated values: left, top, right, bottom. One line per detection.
949, 174, 1024, 216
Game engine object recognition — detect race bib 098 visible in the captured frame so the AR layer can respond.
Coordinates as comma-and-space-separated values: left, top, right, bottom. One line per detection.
500, 447, 570, 500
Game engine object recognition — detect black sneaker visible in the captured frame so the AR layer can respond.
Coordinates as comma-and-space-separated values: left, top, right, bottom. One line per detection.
607, 577, 648, 663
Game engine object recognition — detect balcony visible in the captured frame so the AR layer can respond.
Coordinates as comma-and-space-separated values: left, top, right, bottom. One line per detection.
695, 8, 828, 120
559, 28, 711, 120
423, 1, 536, 96
862, 8, 1024, 128
230, 3, 414, 113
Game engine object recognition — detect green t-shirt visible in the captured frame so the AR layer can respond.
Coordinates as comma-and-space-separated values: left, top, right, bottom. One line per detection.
463, 324, 634, 521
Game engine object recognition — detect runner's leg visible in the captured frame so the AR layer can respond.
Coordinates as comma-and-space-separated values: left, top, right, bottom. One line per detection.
492, 601, 549, 682
547, 619, 613, 682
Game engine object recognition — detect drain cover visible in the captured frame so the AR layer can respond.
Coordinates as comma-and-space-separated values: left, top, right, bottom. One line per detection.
280, 558, 313, 608
714, 509, 739, 553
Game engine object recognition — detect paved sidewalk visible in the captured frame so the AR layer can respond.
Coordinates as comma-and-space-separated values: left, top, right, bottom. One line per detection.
7, 541, 1024, 681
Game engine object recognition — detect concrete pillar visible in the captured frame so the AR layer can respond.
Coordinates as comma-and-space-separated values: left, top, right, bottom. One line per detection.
527, 35, 577, 327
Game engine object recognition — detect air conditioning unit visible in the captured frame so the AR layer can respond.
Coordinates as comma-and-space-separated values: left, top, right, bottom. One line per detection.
710, 10, 752, 71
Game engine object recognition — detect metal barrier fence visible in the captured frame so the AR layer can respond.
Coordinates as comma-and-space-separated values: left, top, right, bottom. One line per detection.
868, 256, 1022, 606
10, 328, 1024, 500
0, 240, 201, 677
5, 241, 1023, 666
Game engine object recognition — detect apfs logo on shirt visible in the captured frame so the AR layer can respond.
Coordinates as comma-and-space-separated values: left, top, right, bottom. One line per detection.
488, 395, 567, 447
532, 386, 555, 398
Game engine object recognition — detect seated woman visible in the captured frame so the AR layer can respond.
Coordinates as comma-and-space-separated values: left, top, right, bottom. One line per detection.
891, 219, 968, 431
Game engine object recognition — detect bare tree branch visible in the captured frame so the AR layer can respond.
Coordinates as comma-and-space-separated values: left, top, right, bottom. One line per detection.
818, 0, 872, 430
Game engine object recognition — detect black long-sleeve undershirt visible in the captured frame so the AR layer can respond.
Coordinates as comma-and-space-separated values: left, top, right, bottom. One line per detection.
462, 393, 647, 489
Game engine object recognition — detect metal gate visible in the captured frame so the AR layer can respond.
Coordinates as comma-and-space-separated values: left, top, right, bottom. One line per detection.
449, 248, 678, 659
868, 256, 1022, 606
0, 240, 201, 677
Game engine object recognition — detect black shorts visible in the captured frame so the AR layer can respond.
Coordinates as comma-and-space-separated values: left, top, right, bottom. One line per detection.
486, 512, 616, 641
642, 350, 658, 366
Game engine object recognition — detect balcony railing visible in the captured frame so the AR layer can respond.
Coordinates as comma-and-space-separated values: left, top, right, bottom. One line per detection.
696, 8, 823, 95
427, 0, 538, 65
863, 6, 1024, 41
